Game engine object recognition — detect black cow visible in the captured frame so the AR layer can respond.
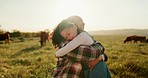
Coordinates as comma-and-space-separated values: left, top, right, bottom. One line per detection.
124, 35, 146, 43
146, 39, 148, 43
0, 32, 10, 44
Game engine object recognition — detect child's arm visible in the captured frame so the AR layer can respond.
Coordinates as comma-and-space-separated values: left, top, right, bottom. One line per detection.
87, 54, 105, 70
55, 32, 94, 57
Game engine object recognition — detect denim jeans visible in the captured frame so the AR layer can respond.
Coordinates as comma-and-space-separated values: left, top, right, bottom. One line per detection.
84, 61, 111, 78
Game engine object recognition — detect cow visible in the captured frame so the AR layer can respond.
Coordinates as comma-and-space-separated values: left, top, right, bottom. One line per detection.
124, 35, 146, 43
146, 39, 148, 43
124, 36, 133, 43
0, 32, 10, 44
39, 31, 49, 46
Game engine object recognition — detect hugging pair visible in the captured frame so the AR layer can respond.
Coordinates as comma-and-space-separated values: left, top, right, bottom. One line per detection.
51, 16, 111, 78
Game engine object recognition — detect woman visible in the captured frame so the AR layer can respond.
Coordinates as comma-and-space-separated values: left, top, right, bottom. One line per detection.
51, 16, 111, 78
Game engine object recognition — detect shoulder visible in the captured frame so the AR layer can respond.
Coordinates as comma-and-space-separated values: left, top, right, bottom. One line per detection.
78, 31, 88, 37
77, 31, 94, 41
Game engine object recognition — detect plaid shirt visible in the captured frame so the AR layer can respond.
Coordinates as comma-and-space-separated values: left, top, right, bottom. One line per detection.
51, 41, 104, 78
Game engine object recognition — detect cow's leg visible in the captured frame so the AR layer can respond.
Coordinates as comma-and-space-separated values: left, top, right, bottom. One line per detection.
5, 39, 8, 44
6, 39, 10, 44
43, 39, 46, 46
40, 41, 43, 46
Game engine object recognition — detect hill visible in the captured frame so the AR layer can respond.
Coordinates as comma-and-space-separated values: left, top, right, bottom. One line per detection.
88, 29, 148, 36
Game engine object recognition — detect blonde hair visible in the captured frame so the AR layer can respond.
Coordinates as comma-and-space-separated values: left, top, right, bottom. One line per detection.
67, 15, 85, 31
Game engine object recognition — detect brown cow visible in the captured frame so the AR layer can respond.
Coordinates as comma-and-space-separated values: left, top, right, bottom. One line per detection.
124, 35, 146, 43
39, 31, 49, 46
0, 32, 10, 44
124, 36, 133, 43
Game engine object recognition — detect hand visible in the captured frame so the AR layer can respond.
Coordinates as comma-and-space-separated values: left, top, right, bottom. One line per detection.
87, 59, 98, 70
87, 56, 103, 70
54, 54, 58, 58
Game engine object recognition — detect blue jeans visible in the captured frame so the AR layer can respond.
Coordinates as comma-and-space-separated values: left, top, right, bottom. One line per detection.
84, 61, 111, 78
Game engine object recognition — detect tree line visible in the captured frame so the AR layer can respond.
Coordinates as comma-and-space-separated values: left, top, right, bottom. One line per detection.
0, 29, 41, 38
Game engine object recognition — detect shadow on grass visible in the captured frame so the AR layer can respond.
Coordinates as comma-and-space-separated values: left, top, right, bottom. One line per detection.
11, 45, 41, 58
133, 51, 148, 55
110, 62, 148, 78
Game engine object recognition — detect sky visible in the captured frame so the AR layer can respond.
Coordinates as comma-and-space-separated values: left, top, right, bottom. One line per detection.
0, 0, 148, 32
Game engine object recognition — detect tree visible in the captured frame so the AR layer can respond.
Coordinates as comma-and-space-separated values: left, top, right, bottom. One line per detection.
11, 29, 21, 37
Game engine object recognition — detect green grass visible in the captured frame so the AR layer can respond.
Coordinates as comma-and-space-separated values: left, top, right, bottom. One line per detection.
0, 38, 56, 78
0, 36, 148, 78
93, 35, 148, 78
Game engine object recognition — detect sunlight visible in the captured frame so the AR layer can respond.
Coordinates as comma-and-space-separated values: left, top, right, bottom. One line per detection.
49, 0, 89, 30
1, 0, 148, 32
52, 0, 88, 17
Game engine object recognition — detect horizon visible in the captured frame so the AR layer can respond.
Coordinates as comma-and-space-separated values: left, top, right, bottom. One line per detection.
1, 28, 148, 33
0, 0, 148, 32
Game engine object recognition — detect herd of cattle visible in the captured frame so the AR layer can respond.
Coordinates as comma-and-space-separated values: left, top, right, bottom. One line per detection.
0, 32, 148, 45
124, 35, 148, 43
0, 31, 52, 46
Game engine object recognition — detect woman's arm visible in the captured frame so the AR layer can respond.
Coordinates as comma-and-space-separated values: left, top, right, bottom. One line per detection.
55, 32, 94, 57
87, 56, 102, 69
87, 52, 108, 70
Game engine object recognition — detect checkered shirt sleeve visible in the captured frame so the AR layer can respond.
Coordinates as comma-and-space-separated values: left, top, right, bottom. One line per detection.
67, 41, 105, 62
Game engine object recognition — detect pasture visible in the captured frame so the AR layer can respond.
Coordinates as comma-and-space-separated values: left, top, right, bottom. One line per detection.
0, 35, 148, 78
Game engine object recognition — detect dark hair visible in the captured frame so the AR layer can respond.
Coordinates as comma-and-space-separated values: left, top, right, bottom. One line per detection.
52, 19, 75, 48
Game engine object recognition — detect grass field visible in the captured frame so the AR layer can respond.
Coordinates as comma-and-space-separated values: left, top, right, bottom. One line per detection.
0, 35, 148, 78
